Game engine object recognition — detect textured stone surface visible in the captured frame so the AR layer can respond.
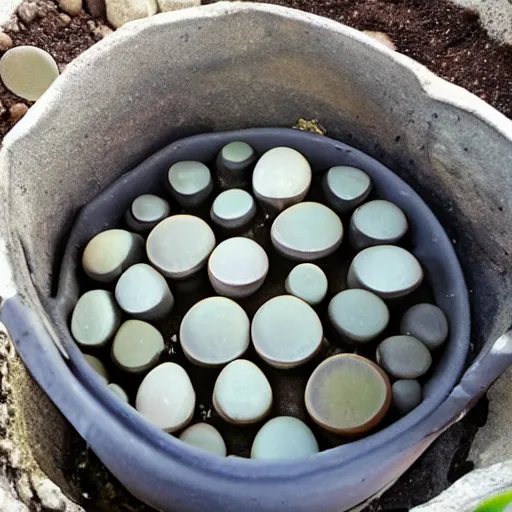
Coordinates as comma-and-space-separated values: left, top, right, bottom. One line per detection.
106, 0, 157, 28
157, 0, 200, 12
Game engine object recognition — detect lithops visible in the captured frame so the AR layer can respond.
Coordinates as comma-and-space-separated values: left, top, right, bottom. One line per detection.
179, 423, 227, 457
210, 189, 256, 230
285, 263, 328, 306
216, 141, 257, 189
400, 303, 449, 350
322, 166, 372, 214
167, 161, 213, 208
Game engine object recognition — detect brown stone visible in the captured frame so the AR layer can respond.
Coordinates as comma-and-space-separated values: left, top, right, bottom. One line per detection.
17, 1, 41, 25
58, 0, 83, 17
0, 32, 14, 52
9, 103, 29, 123
85, 0, 106, 18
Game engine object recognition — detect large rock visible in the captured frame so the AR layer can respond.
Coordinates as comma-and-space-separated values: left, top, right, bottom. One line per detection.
106, 0, 157, 28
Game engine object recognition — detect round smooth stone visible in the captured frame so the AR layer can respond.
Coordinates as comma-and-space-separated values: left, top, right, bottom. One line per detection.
112, 320, 164, 373
82, 229, 145, 283
305, 354, 391, 435
115, 263, 174, 321
136, 362, 195, 433
0, 46, 59, 101
126, 194, 170, 232
252, 147, 312, 211
392, 379, 422, 415
284, 263, 328, 306
251, 416, 319, 460
347, 245, 423, 299
400, 303, 449, 350
328, 289, 389, 343
179, 423, 227, 457
83, 354, 109, 384
216, 141, 256, 189
180, 297, 250, 367
167, 161, 213, 208
271, 202, 343, 261
213, 359, 272, 425
147, 215, 216, 279
71, 290, 121, 348
208, 237, 269, 298
349, 200, 408, 250
210, 189, 256, 230
251, 295, 323, 369
108, 383, 129, 403
376, 335, 432, 379
322, 166, 372, 214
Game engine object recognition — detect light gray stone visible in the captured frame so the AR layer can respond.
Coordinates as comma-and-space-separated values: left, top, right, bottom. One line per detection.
157, 0, 200, 13
106, 0, 157, 28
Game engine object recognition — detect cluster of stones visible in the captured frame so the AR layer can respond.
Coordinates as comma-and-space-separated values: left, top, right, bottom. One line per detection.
72, 140, 449, 460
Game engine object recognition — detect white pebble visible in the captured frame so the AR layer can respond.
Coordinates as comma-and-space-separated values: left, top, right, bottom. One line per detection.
108, 383, 129, 403
208, 237, 268, 298
213, 360, 272, 425
0, 46, 59, 101
251, 416, 319, 460
349, 200, 408, 250
285, 263, 328, 306
347, 245, 423, 299
71, 290, 120, 348
168, 161, 213, 208
112, 320, 164, 373
252, 147, 312, 211
251, 295, 323, 369
180, 297, 250, 367
322, 166, 372, 214
83, 354, 109, 384
271, 202, 343, 261
328, 289, 389, 343
210, 189, 256, 229
82, 229, 144, 283
136, 362, 195, 432
127, 194, 170, 230
179, 423, 227, 457
147, 215, 216, 279
115, 263, 174, 321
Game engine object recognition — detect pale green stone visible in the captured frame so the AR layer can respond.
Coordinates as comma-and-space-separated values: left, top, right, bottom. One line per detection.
322, 166, 371, 213
131, 194, 170, 223
285, 263, 328, 306
210, 189, 256, 229
108, 383, 130, 403
83, 354, 109, 384
179, 423, 227, 457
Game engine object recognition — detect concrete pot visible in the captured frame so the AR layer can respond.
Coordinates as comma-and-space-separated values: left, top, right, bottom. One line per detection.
0, 3, 511, 511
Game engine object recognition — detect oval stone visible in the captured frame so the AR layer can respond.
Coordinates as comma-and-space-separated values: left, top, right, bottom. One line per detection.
251, 416, 319, 460
210, 189, 256, 230
391, 379, 422, 415
208, 237, 268, 298
328, 289, 389, 343
82, 229, 145, 283
179, 423, 227, 457
115, 263, 174, 321
347, 245, 423, 299
252, 147, 312, 210
126, 194, 170, 232
216, 141, 256, 189
213, 359, 272, 425
400, 303, 449, 350
167, 161, 213, 208
108, 383, 130, 403
111, 320, 164, 373
71, 290, 121, 348
83, 354, 109, 384
180, 297, 250, 367
271, 202, 343, 261
252, 295, 323, 369
285, 263, 328, 306
136, 362, 195, 433
147, 215, 216, 279
376, 335, 432, 379
305, 354, 391, 435
322, 166, 372, 214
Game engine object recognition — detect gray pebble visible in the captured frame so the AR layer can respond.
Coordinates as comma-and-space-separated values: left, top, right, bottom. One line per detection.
391, 379, 422, 416
400, 303, 449, 350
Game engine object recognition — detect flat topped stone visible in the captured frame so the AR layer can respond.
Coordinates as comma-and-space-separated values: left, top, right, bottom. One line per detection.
251, 295, 323, 369
179, 423, 227, 457
377, 335, 432, 379
180, 296, 250, 367
322, 166, 372, 214
305, 354, 391, 435
0, 46, 59, 101
213, 359, 272, 425
221, 141, 255, 168
401, 303, 449, 350
328, 289, 389, 343
210, 189, 256, 229
216, 141, 256, 188
108, 383, 130, 403
285, 263, 328, 306
347, 245, 423, 299
208, 237, 269, 298
115, 263, 174, 321
392, 379, 422, 416
251, 416, 319, 460
167, 161, 213, 208
271, 202, 344, 261
350, 199, 408, 250
136, 362, 195, 433
83, 354, 109, 384
147, 215, 216, 279
82, 229, 145, 283
112, 319, 164, 373
130, 194, 170, 225
252, 146, 312, 210
71, 290, 121, 348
